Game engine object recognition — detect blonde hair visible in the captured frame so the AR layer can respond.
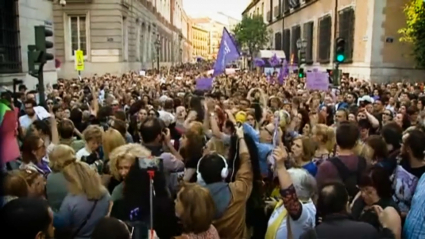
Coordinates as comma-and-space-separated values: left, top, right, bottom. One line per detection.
354, 141, 374, 164
205, 137, 227, 156
83, 125, 104, 143
49, 144, 77, 172
178, 182, 216, 234
293, 136, 316, 163
63, 161, 105, 200
313, 124, 336, 152
4, 170, 29, 198
109, 144, 151, 180
103, 128, 126, 160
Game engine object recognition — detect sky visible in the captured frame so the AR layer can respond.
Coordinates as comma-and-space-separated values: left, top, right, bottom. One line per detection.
183, 0, 251, 20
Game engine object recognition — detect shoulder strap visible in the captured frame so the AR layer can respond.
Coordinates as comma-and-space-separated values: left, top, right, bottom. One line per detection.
72, 200, 98, 238
356, 156, 367, 180
329, 157, 351, 181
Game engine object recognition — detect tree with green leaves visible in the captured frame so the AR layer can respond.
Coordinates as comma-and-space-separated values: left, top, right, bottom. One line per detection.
232, 14, 270, 68
398, 0, 425, 68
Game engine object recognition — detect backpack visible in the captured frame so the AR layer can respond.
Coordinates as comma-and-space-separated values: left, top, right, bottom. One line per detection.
328, 156, 367, 201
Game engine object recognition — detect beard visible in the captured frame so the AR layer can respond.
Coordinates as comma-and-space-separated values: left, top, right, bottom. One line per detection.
27, 111, 35, 117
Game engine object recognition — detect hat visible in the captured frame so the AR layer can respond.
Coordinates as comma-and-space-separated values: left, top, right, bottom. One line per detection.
235, 111, 247, 124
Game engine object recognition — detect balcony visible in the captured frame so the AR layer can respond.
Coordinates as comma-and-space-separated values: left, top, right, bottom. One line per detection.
267, 11, 272, 23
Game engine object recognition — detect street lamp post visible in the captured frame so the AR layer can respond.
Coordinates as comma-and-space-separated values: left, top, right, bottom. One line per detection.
179, 33, 183, 64
296, 38, 308, 65
154, 34, 161, 70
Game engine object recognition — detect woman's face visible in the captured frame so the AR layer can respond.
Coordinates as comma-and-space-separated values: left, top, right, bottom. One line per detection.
382, 110, 392, 122
291, 138, 303, 159
180, 135, 188, 148
417, 101, 423, 110
87, 139, 100, 152
63, 109, 71, 119
399, 105, 406, 114
303, 124, 311, 135
373, 90, 379, 96
28, 174, 46, 197
348, 113, 356, 122
148, 110, 156, 118
395, 113, 403, 126
143, 96, 149, 103
360, 186, 380, 205
389, 97, 395, 104
118, 159, 132, 179
245, 114, 254, 127
357, 112, 367, 121
138, 109, 147, 121
32, 139, 46, 161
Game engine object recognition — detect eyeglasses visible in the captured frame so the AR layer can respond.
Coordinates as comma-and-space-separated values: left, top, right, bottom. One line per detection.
47, 102, 53, 105
383, 112, 392, 116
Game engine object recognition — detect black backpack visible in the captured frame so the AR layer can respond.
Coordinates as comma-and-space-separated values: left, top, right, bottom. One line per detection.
328, 156, 367, 201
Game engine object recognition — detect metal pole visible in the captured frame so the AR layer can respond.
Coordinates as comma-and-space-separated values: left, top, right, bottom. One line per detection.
156, 47, 160, 70
38, 57, 46, 107
333, 0, 339, 85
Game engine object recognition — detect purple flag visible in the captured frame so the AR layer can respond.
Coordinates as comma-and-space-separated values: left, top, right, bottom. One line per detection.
277, 59, 288, 85
254, 58, 265, 67
268, 53, 280, 67
196, 77, 213, 90
213, 28, 241, 77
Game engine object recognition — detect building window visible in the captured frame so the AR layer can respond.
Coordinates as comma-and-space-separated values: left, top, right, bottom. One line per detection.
122, 17, 128, 61
274, 32, 282, 50
317, 15, 332, 63
290, 25, 301, 64
283, 0, 290, 13
283, 29, 290, 61
70, 16, 87, 56
303, 21, 314, 64
0, 0, 21, 73
338, 7, 355, 63
261, 2, 264, 15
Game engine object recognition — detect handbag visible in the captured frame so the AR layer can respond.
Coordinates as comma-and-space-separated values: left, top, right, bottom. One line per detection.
54, 200, 98, 239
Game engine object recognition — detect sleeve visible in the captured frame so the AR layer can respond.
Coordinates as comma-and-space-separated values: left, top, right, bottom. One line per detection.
279, 185, 303, 220
185, 156, 199, 169
56, 196, 73, 228
243, 122, 260, 143
230, 152, 253, 200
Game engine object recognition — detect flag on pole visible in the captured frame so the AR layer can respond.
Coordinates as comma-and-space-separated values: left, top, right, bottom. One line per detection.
268, 53, 280, 67
254, 58, 266, 67
278, 59, 289, 84
213, 27, 241, 77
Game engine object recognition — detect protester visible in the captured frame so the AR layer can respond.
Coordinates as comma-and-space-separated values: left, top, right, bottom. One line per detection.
2, 62, 425, 239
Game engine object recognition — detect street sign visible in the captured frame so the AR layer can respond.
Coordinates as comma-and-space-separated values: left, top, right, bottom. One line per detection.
74, 50, 84, 71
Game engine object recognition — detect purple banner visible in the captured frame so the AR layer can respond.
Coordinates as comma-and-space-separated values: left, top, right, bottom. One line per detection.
213, 27, 241, 77
306, 72, 329, 91
254, 58, 265, 67
196, 77, 213, 90
268, 53, 280, 67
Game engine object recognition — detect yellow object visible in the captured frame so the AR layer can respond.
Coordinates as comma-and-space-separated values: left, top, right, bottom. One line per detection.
270, 187, 280, 198
235, 111, 247, 123
265, 200, 286, 239
75, 50, 84, 71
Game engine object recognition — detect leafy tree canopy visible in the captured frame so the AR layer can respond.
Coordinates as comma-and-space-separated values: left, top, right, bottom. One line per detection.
398, 0, 425, 68
232, 14, 270, 55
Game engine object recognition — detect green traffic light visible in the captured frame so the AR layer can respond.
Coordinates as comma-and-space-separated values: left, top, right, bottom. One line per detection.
336, 54, 345, 62
299, 73, 303, 78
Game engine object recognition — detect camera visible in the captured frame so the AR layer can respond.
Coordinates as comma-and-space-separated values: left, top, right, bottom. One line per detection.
59, 0, 66, 7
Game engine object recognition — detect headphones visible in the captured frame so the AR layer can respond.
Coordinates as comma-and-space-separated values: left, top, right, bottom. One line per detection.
196, 153, 229, 185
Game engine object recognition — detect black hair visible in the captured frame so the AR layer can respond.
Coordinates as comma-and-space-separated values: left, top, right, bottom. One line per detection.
405, 129, 425, 159
336, 121, 359, 150
32, 119, 52, 140
189, 96, 204, 122
198, 153, 226, 184
0, 198, 52, 239
92, 217, 130, 239
317, 181, 349, 216
381, 122, 402, 150
140, 118, 163, 144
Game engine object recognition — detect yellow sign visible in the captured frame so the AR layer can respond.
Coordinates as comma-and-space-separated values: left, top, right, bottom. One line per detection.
74, 50, 84, 71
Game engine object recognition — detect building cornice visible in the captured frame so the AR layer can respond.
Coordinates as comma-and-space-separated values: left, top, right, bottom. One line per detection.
242, 0, 260, 16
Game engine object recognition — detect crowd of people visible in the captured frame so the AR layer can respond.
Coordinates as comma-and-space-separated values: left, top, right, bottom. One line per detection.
0, 62, 425, 239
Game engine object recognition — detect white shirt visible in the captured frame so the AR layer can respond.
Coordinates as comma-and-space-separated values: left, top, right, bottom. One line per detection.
19, 115, 34, 130
76, 147, 90, 161
268, 201, 316, 239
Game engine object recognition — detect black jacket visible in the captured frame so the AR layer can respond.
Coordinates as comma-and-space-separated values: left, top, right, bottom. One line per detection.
300, 214, 395, 239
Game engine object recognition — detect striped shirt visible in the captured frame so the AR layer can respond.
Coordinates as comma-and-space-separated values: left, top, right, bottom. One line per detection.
404, 173, 425, 239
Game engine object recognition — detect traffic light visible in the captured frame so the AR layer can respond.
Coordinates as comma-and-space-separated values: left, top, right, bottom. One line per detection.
34, 26, 54, 63
298, 68, 305, 78
335, 37, 346, 63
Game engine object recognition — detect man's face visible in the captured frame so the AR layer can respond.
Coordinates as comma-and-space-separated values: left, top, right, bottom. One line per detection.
24, 103, 35, 116
344, 94, 352, 104
27, 93, 35, 101
373, 100, 383, 112
335, 111, 346, 123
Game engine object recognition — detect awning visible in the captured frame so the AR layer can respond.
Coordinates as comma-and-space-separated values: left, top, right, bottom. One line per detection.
258, 50, 286, 59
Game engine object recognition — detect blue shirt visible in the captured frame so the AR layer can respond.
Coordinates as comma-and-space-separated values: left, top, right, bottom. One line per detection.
404, 174, 425, 239
302, 161, 318, 177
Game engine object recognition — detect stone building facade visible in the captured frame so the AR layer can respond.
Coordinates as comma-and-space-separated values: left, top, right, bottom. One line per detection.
243, 0, 425, 82
53, 0, 186, 79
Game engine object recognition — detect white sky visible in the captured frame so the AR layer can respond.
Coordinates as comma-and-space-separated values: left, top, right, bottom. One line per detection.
183, 0, 251, 20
